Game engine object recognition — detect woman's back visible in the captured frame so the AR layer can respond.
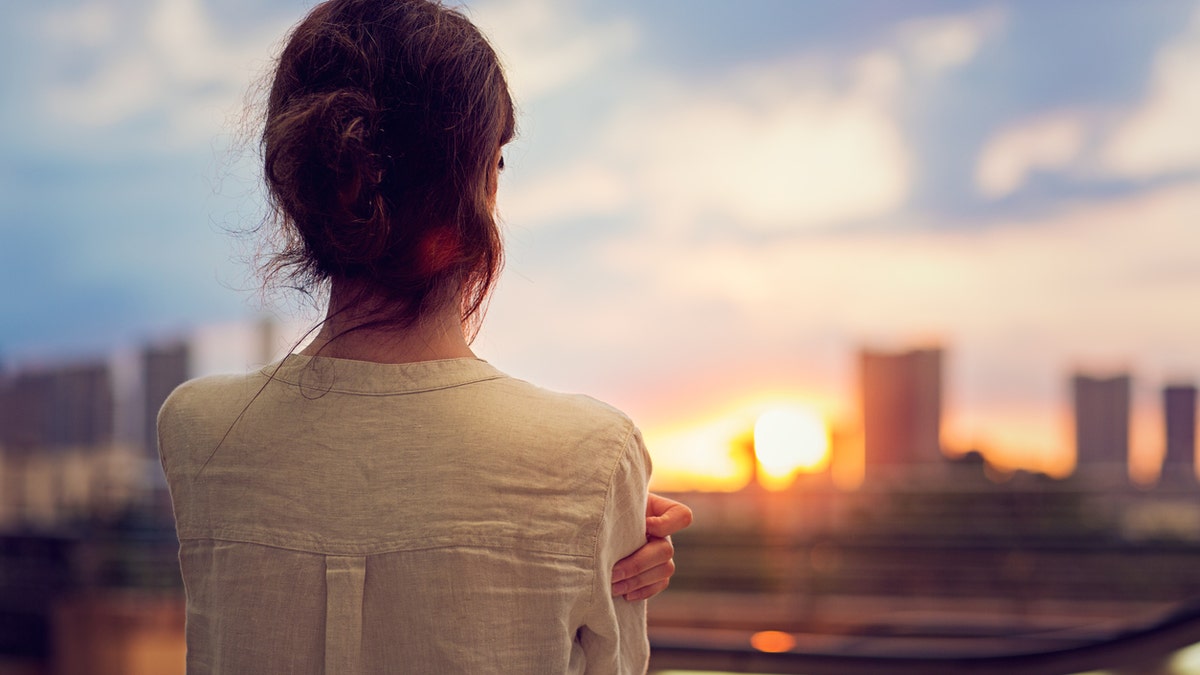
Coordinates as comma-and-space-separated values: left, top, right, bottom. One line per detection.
158, 355, 650, 673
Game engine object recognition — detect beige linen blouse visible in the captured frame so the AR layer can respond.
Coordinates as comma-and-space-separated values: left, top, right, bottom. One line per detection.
157, 355, 651, 674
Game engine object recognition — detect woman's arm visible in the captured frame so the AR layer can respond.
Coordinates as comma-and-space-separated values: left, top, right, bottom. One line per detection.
611, 493, 694, 601
580, 426, 652, 673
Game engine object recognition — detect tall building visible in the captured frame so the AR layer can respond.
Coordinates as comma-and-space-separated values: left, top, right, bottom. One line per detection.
1072, 374, 1130, 472
142, 342, 190, 458
1162, 384, 1196, 484
859, 347, 943, 473
0, 367, 12, 448
2, 362, 114, 452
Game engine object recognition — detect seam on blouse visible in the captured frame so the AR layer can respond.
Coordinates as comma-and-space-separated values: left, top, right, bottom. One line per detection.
267, 373, 507, 397
583, 418, 638, 621
176, 528, 594, 558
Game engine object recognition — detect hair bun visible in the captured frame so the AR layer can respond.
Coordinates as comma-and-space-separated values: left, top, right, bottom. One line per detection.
260, 0, 516, 332
265, 88, 392, 274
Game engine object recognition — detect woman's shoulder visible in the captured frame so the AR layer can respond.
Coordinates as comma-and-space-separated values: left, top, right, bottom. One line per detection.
156, 369, 277, 461
484, 370, 637, 438
154, 371, 263, 481
159, 370, 265, 421
478, 371, 650, 480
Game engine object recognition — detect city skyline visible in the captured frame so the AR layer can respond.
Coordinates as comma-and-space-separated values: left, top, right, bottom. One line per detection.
4, 319, 1195, 493
648, 341, 1199, 492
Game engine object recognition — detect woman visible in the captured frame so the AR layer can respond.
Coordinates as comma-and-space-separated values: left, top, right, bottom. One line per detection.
157, 0, 689, 672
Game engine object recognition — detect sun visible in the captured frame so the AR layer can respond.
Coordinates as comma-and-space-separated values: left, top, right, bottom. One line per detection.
753, 405, 830, 489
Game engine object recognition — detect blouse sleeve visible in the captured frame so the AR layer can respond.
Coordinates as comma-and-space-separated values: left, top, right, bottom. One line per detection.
580, 424, 652, 674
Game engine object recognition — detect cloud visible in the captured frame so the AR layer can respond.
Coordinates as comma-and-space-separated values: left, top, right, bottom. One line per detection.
499, 162, 631, 226
621, 181, 1200, 349
36, 0, 287, 153
497, 5, 1005, 234
467, 0, 638, 102
28, 0, 638, 152
41, 3, 120, 47
612, 77, 912, 233
501, 70, 915, 233
894, 7, 1006, 74
973, 3, 1200, 195
975, 113, 1088, 198
1101, 4, 1200, 178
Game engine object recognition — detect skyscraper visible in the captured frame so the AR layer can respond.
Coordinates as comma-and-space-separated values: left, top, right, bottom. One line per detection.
1072, 373, 1130, 472
142, 342, 190, 458
2, 362, 114, 452
1162, 384, 1196, 484
859, 347, 943, 474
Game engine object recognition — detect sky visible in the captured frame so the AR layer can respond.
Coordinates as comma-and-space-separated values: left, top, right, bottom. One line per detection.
3, 0, 1200, 489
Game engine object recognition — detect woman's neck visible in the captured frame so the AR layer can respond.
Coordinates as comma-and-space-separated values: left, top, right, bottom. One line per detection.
298, 282, 475, 364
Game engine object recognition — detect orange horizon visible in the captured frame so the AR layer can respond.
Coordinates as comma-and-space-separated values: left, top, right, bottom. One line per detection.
643, 390, 1182, 493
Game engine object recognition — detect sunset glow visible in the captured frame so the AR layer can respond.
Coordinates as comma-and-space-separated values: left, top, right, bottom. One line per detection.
644, 394, 837, 492
644, 391, 1177, 493
753, 406, 830, 490
643, 416, 755, 493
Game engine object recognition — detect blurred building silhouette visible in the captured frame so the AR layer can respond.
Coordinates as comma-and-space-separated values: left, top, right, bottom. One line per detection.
1, 361, 113, 452
1162, 383, 1197, 485
0, 320, 296, 672
141, 342, 191, 461
859, 347, 943, 480
1072, 373, 1130, 478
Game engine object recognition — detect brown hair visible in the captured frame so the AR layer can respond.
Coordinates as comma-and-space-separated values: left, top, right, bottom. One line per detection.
261, 0, 515, 334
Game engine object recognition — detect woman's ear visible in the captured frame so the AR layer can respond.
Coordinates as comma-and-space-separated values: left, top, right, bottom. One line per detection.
487, 147, 503, 208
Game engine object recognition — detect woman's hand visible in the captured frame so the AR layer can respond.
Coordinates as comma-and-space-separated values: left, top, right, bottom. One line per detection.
611, 493, 694, 601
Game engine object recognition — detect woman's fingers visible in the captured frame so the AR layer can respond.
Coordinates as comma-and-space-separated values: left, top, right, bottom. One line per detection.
612, 536, 675, 598
623, 577, 670, 602
610, 494, 692, 600
645, 493, 694, 539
